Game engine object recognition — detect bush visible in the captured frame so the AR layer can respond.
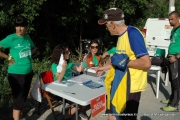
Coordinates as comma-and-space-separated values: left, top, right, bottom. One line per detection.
0, 60, 12, 112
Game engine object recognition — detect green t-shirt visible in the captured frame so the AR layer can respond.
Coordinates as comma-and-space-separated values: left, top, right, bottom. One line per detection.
0, 33, 35, 74
107, 47, 116, 55
168, 28, 180, 54
51, 62, 74, 81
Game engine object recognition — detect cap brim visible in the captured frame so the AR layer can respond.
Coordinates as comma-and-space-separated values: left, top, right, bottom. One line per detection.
98, 19, 107, 25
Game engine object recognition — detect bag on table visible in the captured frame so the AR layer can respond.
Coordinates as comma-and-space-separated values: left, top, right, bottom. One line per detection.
151, 48, 165, 66
151, 56, 164, 66
30, 72, 42, 102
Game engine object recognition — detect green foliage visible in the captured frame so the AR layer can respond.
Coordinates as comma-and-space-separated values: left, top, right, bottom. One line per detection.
175, 0, 180, 12
32, 58, 51, 74
32, 43, 52, 74
0, 0, 46, 33
0, 61, 11, 108
0, 11, 9, 27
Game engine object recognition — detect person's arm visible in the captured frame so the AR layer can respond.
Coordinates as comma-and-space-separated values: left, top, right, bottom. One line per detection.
102, 51, 108, 58
0, 46, 15, 65
168, 53, 180, 63
168, 55, 176, 63
56, 61, 67, 82
72, 62, 83, 72
96, 64, 112, 76
107, 47, 116, 55
127, 28, 151, 69
31, 47, 37, 55
98, 57, 103, 67
0, 46, 9, 59
28, 35, 37, 55
169, 31, 180, 63
127, 55, 151, 69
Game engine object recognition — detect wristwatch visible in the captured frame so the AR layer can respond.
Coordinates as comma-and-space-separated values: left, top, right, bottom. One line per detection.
175, 55, 179, 60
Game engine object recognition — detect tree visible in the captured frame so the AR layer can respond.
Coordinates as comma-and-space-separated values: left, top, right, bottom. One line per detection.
0, 0, 46, 35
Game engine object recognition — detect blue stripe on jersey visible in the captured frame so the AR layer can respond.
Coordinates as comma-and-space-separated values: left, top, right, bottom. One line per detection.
127, 26, 148, 58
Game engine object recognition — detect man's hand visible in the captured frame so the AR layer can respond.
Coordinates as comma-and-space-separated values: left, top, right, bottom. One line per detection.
95, 64, 112, 76
169, 55, 177, 63
8, 59, 15, 66
96, 67, 105, 77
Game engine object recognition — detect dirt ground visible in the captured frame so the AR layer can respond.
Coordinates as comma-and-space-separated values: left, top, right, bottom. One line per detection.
0, 96, 106, 120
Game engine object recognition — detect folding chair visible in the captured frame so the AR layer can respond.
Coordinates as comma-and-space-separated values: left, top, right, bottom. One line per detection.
37, 70, 61, 120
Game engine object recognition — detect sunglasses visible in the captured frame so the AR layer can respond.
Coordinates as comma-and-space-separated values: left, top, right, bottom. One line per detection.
90, 46, 98, 49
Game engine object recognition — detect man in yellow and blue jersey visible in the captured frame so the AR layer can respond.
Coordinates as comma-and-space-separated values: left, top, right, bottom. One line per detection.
97, 8, 151, 120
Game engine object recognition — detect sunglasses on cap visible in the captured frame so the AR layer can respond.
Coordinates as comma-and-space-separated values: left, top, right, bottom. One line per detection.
90, 46, 99, 49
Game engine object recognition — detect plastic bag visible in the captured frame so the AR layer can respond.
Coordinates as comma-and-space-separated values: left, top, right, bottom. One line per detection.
57, 54, 64, 73
30, 72, 42, 102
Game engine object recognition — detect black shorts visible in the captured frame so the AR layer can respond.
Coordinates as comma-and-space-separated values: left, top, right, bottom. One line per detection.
8, 71, 33, 110
106, 92, 141, 120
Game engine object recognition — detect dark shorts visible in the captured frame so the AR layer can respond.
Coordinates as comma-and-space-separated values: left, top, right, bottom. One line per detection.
8, 71, 33, 110
106, 92, 141, 120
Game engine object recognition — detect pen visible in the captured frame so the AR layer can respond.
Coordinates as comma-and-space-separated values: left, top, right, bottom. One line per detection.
60, 91, 76, 94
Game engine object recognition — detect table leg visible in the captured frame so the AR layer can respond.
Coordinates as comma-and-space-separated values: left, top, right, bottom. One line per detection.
165, 71, 169, 86
63, 98, 65, 115
76, 104, 78, 120
156, 70, 161, 98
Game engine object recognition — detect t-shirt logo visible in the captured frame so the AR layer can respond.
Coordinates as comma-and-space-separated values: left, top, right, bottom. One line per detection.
170, 29, 179, 43
119, 58, 126, 66
15, 44, 24, 48
19, 47, 31, 58
170, 33, 177, 43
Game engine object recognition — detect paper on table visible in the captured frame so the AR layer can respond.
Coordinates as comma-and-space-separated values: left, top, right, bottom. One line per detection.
52, 80, 75, 87
83, 81, 103, 89
57, 54, 64, 73
67, 76, 92, 84
84, 67, 97, 73
98, 76, 106, 82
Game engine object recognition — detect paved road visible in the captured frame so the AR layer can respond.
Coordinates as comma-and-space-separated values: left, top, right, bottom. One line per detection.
137, 71, 179, 120
11, 71, 179, 120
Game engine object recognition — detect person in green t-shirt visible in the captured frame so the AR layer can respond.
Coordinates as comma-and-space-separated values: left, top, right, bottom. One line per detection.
102, 47, 116, 58
101, 47, 116, 66
50, 44, 87, 120
0, 16, 37, 120
51, 44, 83, 82
160, 11, 180, 112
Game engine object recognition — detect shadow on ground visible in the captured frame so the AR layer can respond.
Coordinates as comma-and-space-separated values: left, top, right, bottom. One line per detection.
148, 71, 170, 99
140, 116, 152, 120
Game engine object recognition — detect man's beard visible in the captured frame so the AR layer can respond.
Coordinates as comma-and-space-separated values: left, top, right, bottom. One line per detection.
170, 23, 174, 26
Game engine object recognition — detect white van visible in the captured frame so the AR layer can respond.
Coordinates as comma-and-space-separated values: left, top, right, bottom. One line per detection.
141, 18, 173, 57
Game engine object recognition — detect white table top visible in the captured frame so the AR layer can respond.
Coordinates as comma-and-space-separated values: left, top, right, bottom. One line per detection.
41, 74, 106, 106
150, 65, 161, 70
